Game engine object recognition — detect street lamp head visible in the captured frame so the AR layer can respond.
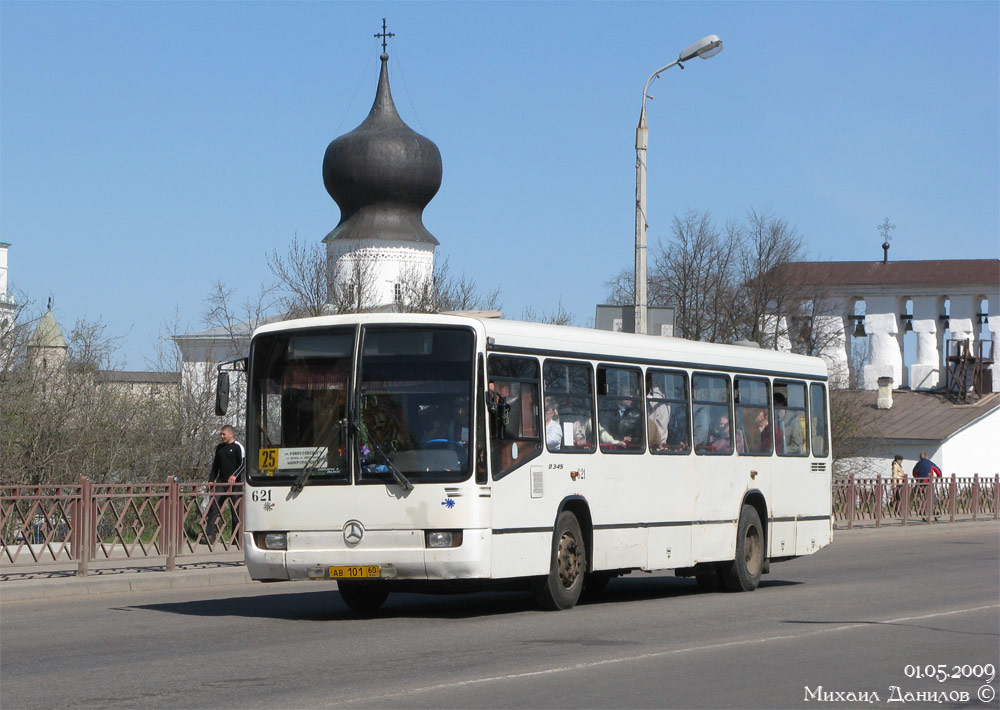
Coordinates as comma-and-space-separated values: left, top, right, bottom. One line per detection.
679, 35, 723, 62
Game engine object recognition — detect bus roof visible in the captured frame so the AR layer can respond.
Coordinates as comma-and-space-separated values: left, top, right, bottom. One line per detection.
252, 312, 828, 380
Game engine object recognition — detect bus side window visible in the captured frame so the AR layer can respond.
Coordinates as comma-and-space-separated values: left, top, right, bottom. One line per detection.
542, 360, 595, 453
646, 369, 690, 454
774, 381, 808, 457
692, 374, 732, 455
734, 377, 771, 455
809, 383, 829, 457
487, 355, 542, 478
596, 366, 644, 453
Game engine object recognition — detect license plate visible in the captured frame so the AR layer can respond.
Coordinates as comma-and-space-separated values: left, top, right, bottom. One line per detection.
328, 565, 380, 579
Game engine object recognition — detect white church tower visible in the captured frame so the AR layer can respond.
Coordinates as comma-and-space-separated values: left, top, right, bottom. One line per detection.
0, 238, 14, 329
321, 28, 442, 309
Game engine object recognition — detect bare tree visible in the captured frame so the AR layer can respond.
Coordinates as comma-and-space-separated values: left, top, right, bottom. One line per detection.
606, 208, 806, 347
202, 279, 277, 354
328, 250, 381, 314
397, 257, 501, 314
267, 235, 331, 319
729, 208, 805, 347
828, 387, 880, 476
653, 209, 739, 342
520, 299, 574, 326
0, 304, 196, 485
602, 269, 635, 307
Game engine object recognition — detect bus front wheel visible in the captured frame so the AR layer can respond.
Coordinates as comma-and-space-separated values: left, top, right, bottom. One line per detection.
338, 581, 389, 614
720, 504, 764, 592
532, 511, 586, 610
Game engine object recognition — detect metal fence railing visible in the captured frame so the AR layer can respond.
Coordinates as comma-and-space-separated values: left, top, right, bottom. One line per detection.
1, 478, 242, 575
2, 474, 998, 576
833, 474, 999, 529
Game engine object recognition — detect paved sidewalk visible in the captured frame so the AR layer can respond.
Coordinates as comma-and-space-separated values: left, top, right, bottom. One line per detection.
2, 519, 996, 603
0, 550, 253, 602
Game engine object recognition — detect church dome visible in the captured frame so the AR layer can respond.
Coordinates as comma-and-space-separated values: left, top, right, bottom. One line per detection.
322, 52, 442, 245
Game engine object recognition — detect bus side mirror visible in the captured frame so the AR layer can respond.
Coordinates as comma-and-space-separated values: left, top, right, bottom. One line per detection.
216, 372, 230, 416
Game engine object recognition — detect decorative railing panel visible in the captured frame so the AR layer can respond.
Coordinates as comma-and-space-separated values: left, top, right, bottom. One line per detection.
1, 479, 242, 575
832, 474, 999, 528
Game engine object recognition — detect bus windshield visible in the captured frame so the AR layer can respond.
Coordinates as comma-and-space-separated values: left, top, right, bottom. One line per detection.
248, 325, 475, 485
249, 328, 354, 483
357, 326, 474, 485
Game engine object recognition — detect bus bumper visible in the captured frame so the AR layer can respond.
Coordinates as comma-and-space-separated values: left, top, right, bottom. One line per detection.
244, 529, 492, 582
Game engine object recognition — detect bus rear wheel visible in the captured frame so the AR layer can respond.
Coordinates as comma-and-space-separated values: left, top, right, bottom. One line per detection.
338, 581, 389, 614
532, 511, 586, 610
720, 504, 764, 593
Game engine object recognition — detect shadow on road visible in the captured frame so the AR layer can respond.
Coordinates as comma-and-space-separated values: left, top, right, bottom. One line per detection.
127, 574, 801, 621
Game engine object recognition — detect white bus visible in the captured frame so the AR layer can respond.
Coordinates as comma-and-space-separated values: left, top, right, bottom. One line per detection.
222, 312, 832, 612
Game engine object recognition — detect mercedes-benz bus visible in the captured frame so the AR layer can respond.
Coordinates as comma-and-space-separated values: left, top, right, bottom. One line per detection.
218, 312, 832, 612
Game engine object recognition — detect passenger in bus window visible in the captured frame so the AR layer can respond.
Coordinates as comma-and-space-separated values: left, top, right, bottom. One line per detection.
707, 414, 733, 453
544, 398, 561, 450
667, 408, 689, 451
607, 395, 642, 448
646, 386, 671, 450
774, 393, 804, 455
747, 408, 771, 454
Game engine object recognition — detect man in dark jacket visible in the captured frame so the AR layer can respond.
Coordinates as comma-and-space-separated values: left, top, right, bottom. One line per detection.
912, 452, 942, 478
912, 451, 942, 522
206, 425, 245, 543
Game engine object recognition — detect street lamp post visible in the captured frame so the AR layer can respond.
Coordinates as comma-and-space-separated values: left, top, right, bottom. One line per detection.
635, 34, 723, 336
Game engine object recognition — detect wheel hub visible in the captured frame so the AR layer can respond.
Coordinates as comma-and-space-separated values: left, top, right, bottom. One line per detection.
557, 532, 581, 588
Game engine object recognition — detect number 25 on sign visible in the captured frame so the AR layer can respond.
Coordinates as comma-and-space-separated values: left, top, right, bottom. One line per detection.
259, 448, 277, 472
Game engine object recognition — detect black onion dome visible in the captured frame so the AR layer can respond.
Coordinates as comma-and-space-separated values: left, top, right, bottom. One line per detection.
323, 53, 442, 245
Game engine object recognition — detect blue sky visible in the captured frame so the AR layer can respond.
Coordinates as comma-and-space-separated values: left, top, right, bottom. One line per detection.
2, 1, 997, 369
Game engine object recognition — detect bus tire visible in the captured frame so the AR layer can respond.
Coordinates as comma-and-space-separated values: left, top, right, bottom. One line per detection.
338, 581, 389, 614
532, 511, 586, 610
720, 504, 764, 593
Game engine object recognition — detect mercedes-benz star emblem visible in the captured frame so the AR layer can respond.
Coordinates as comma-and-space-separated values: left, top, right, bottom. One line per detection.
343, 520, 364, 545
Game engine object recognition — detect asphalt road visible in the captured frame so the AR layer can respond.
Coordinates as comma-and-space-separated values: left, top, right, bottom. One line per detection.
2, 523, 998, 710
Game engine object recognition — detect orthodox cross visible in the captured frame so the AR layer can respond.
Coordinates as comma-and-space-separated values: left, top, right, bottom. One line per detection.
375, 18, 395, 53
877, 217, 895, 244
878, 217, 896, 263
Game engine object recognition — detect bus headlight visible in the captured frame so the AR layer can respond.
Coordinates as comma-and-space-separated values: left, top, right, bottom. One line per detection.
425, 530, 463, 548
254, 532, 287, 550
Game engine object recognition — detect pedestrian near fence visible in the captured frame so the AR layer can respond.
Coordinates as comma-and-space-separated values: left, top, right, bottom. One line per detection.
891, 454, 904, 514
912, 452, 942, 522
205, 425, 245, 543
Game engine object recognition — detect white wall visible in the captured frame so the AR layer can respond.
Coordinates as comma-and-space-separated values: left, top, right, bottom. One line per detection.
940, 406, 1000, 477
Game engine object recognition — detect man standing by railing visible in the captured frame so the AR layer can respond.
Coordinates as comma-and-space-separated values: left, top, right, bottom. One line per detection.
912, 452, 942, 522
205, 425, 245, 544
912, 452, 942, 479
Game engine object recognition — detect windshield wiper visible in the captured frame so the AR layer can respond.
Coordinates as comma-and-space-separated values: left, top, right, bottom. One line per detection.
354, 422, 413, 491
291, 417, 346, 494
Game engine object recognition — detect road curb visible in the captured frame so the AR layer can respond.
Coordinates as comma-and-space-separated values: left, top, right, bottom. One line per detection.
1, 565, 254, 603
833, 518, 999, 540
